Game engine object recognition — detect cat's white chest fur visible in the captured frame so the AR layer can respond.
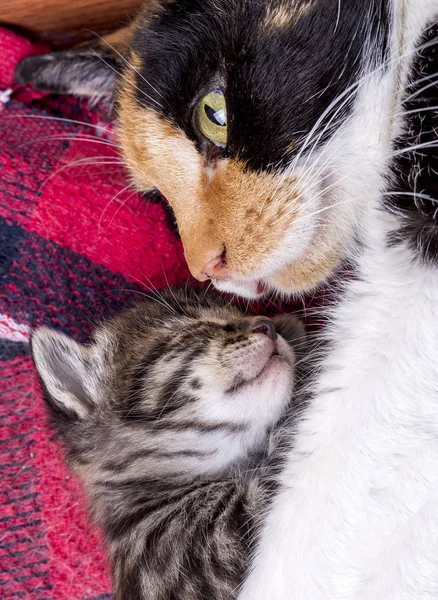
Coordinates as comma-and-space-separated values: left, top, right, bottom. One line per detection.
239, 207, 438, 599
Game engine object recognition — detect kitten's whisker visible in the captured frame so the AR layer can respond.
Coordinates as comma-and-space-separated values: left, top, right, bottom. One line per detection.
117, 285, 177, 316
134, 271, 179, 315
202, 281, 214, 299
161, 268, 188, 316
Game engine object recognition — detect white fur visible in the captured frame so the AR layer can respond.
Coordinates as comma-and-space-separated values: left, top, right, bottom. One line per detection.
239, 207, 438, 599
238, 1, 438, 597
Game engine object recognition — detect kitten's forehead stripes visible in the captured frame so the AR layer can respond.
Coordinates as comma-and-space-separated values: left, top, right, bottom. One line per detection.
103, 447, 214, 474
119, 342, 207, 422
114, 299, 265, 430
128, 0, 390, 171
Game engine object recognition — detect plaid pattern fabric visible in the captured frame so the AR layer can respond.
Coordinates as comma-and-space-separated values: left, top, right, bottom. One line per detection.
0, 28, 329, 599
0, 28, 191, 600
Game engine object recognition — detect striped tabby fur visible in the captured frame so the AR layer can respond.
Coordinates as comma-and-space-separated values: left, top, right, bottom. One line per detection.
31, 289, 304, 600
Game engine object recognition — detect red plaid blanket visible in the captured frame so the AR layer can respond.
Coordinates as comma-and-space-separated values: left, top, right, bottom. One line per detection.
0, 28, 192, 600
0, 28, 328, 600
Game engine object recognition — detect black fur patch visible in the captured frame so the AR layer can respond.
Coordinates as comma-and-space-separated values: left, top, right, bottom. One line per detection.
386, 23, 438, 262
143, 189, 180, 239
130, 0, 389, 171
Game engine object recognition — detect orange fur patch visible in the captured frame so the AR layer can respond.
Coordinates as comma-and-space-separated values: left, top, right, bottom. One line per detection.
271, 249, 341, 294
97, 26, 135, 53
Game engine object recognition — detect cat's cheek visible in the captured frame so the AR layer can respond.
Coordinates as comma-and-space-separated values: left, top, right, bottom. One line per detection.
117, 82, 204, 207
268, 248, 342, 295
211, 278, 265, 300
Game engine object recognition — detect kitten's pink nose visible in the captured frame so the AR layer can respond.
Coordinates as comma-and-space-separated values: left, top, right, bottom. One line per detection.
197, 251, 229, 282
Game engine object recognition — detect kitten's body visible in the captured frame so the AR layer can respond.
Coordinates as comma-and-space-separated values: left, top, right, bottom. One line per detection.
32, 291, 304, 600
90, 450, 265, 600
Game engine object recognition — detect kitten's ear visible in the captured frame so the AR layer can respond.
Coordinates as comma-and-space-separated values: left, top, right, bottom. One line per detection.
31, 328, 99, 421
15, 50, 120, 97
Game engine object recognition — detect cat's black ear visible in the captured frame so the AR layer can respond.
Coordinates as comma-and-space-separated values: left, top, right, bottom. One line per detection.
15, 50, 120, 97
31, 328, 98, 422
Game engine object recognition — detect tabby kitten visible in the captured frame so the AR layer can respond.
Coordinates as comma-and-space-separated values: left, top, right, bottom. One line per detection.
31, 289, 304, 600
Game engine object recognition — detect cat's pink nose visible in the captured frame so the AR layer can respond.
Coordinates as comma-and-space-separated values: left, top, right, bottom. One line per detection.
198, 252, 229, 282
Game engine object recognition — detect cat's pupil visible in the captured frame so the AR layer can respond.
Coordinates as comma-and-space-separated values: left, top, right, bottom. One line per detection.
204, 104, 227, 127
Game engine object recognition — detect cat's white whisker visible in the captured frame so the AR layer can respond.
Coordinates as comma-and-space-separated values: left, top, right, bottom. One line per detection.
3, 113, 114, 134
39, 157, 125, 192
18, 134, 119, 150
94, 52, 164, 110
107, 189, 139, 229
98, 183, 135, 230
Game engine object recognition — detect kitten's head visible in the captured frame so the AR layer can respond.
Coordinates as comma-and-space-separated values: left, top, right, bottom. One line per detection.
16, 0, 394, 299
31, 290, 303, 482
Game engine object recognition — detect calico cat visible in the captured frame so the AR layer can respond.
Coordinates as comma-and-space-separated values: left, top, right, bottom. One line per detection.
16, 0, 391, 298
31, 289, 305, 600
14, 2, 438, 294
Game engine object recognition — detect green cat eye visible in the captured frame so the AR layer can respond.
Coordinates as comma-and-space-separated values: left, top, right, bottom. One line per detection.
197, 90, 227, 147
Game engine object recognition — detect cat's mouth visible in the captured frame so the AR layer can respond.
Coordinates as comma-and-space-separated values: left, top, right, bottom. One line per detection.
211, 277, 269, 300
208, 243, 341, 299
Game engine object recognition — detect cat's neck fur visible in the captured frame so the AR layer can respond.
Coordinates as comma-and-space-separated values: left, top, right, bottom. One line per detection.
239, 205, 438, 599
241, 207, 438, 600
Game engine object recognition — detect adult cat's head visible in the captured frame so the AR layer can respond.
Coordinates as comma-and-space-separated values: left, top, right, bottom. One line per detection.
17, 0, 399, 297
117, 0, 393, 300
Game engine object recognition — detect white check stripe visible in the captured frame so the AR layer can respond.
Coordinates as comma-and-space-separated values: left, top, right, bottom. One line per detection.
0, 314, 30, 343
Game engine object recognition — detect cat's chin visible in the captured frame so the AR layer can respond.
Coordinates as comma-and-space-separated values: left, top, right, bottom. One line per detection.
211, 247, 342, 299
211, 278, 268, 300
